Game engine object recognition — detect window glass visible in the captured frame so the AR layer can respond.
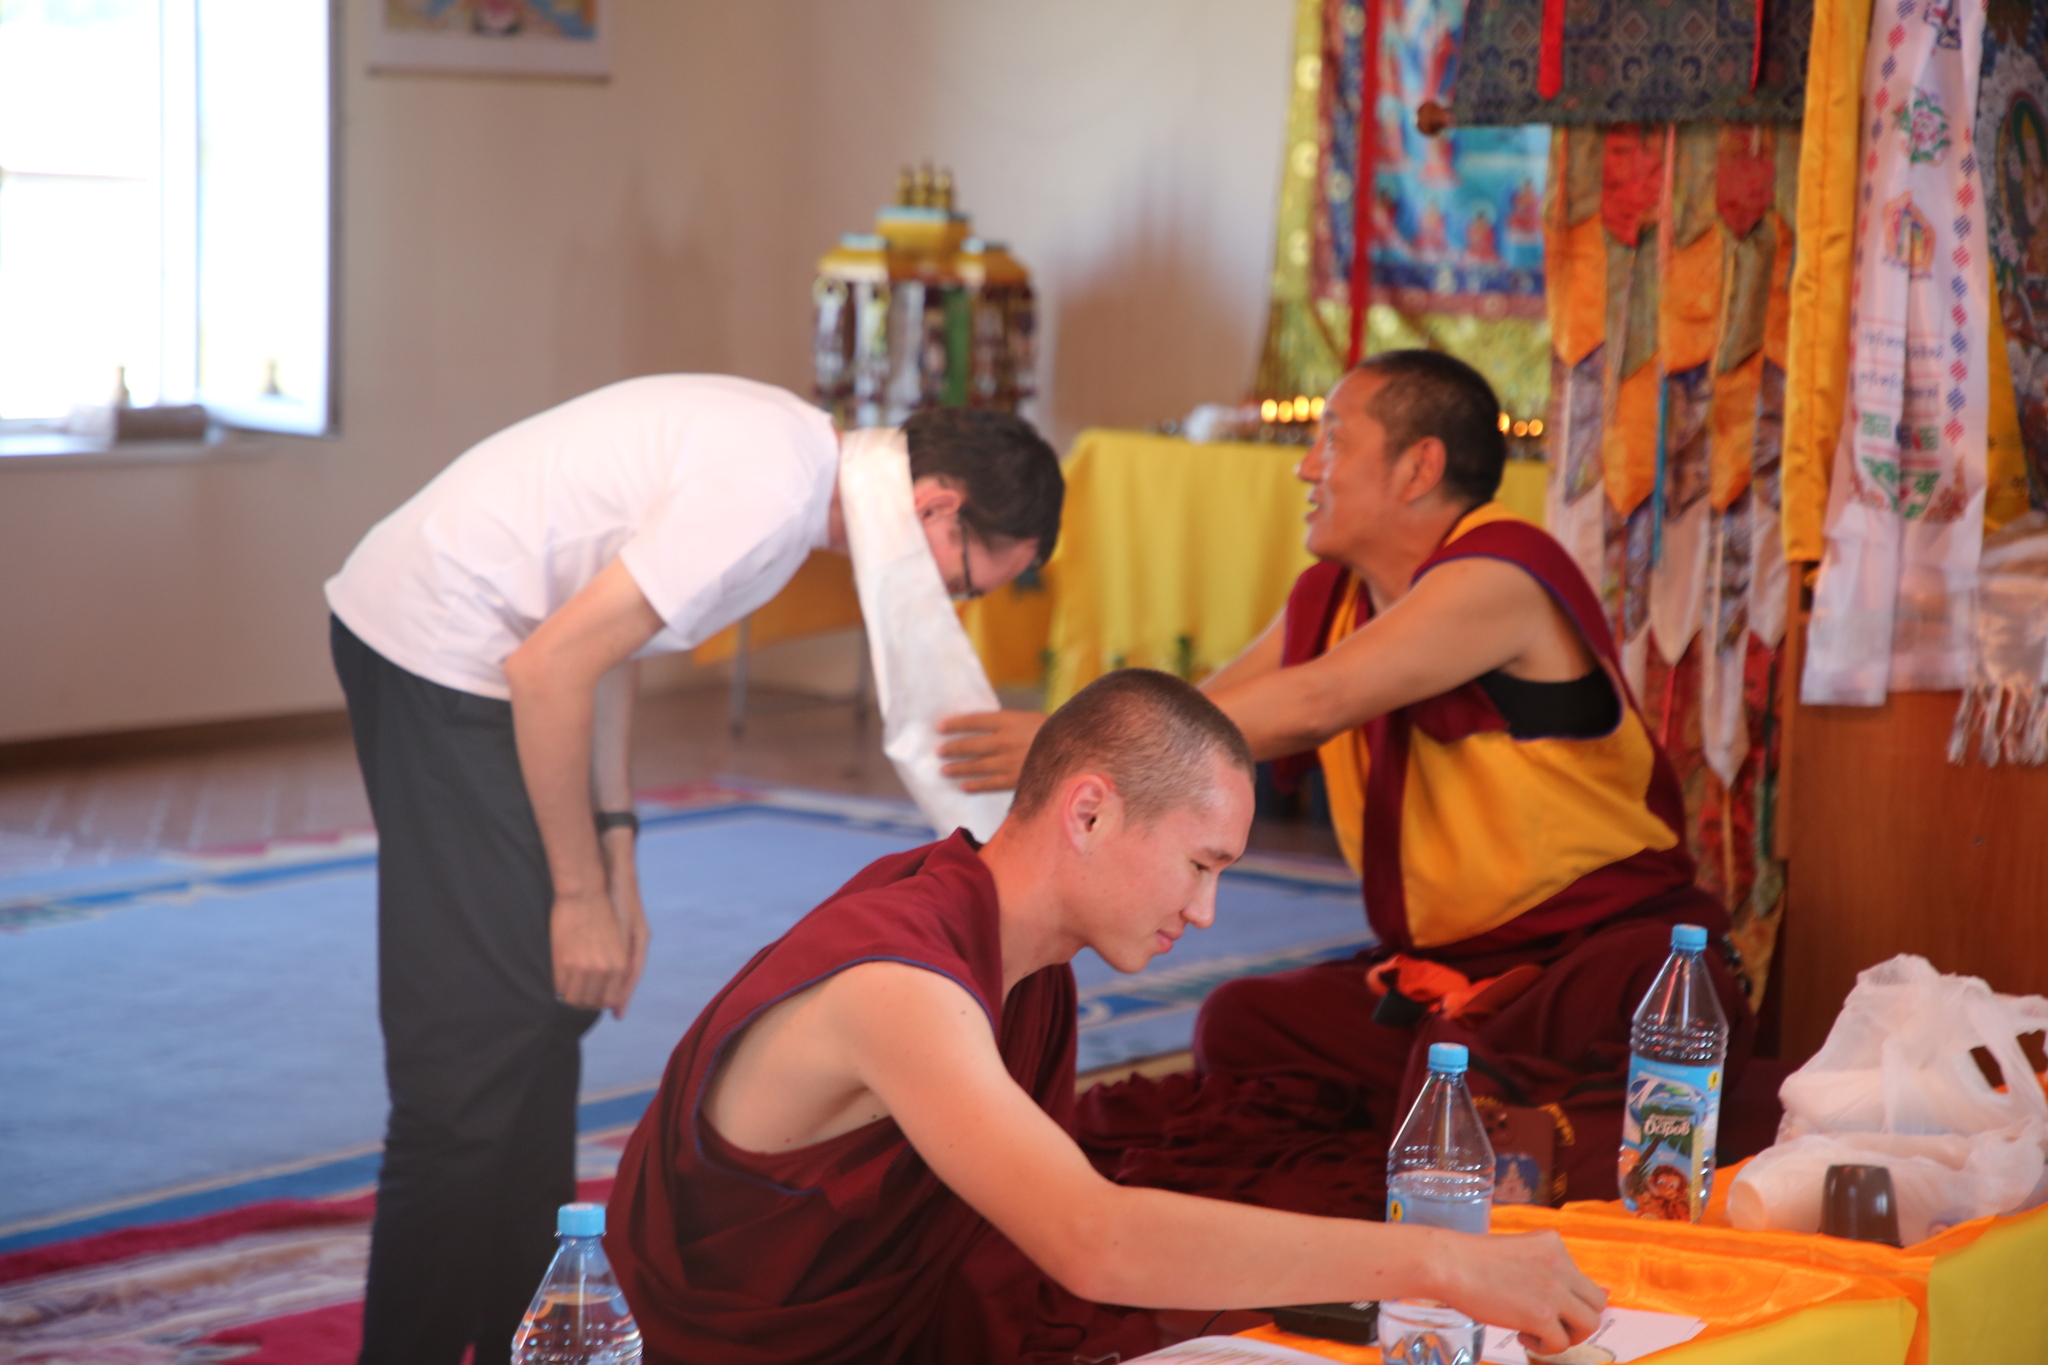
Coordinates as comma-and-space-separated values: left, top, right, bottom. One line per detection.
0, 0, 165, 416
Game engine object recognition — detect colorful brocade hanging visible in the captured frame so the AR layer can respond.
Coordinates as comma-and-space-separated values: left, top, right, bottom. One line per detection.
1453, 0, 1816, 127
1253, 0, 1552, 418
1543, 124, 1798, 1007
1803, 0, 1992, 704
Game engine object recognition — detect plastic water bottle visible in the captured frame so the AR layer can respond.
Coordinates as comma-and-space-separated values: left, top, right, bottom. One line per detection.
511, 1203, 643, 1365
1619, 924, 1730, 1223
1380, 1042, 1495, 1365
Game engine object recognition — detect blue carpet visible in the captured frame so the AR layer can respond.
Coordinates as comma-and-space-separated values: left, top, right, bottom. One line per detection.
0, 793, 1367, 1250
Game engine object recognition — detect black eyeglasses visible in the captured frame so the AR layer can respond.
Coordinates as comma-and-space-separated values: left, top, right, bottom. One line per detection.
954, 529, 985, 603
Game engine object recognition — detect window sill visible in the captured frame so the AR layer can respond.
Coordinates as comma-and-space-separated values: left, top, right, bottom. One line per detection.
0, 427, 276, 469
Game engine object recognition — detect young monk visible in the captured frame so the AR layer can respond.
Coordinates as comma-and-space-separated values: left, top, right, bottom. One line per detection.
605, 669, 1605, 1365
938, 352, 1759, 1214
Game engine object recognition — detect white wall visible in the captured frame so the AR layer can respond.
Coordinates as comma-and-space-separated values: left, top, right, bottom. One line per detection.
0, 0, 1291, 743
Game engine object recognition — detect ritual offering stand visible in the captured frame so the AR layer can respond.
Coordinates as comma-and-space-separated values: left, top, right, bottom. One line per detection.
811, 164, 1035, 429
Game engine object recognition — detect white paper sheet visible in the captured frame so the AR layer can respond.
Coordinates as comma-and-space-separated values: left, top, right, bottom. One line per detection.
1129, 1337, 1353, 1364
1480, 1307, 1705, 1364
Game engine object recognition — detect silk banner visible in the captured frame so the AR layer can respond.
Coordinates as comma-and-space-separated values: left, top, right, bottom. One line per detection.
1543, 124, 1798, 1007
1803, 0, 1992, 704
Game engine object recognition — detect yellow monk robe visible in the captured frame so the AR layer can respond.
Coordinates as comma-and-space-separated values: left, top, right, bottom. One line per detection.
1295, 504, 1711, 959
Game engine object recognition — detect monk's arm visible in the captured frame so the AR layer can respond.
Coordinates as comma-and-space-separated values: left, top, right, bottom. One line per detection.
833, 963, 1603, 1352
1207, 556, 1553, 761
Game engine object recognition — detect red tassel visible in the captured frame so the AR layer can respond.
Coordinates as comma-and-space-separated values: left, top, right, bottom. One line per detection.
1347, 0, 1382, 368
1752, 0, 1767, 88
1538, 0, 1564, 100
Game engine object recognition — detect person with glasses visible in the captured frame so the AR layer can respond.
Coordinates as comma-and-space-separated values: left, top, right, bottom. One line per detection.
323, 378, 1057, 1365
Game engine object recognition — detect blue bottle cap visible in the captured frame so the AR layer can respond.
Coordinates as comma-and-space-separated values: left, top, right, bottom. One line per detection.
558, 1202, 605, 1237
1427, 1042, 1469, 1074
1671, 924, 1708, 952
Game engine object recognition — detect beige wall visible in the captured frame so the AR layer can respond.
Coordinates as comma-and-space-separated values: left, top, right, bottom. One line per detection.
0, 0, 1291, 743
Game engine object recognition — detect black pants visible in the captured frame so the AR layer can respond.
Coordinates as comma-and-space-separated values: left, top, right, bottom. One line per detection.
332, 617, 598, 1365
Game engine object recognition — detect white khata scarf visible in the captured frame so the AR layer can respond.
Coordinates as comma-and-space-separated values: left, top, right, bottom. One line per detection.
838, 427, 1013, 841
1949, 512, 2048, 766
1803, 0, 1991, 704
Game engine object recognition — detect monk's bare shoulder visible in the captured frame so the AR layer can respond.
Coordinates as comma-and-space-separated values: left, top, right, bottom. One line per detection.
703, 960, 990, 1154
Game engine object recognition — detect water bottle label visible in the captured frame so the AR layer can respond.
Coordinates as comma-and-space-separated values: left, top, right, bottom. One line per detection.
1619, 1055, 1722, 1222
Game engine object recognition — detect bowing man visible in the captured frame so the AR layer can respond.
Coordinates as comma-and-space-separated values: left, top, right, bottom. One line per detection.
606, 670, 1604, 1365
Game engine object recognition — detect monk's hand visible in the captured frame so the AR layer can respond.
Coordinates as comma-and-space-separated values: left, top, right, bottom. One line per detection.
935, 709, 1046, 792
551, 888, 631, 1013
601, 826, 650, 1020
1437, 1229, 1606, 1357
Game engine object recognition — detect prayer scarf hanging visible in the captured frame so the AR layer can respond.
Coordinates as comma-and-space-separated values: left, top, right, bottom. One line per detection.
1802, 0, 1992, 704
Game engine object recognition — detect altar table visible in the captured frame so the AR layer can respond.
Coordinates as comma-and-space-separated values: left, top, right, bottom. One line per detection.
1041, 429, 1549, 707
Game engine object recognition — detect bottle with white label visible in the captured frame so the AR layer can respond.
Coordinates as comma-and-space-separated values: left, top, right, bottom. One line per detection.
1619, 923, 1730, 1222
1381, 1042, 1495, 1365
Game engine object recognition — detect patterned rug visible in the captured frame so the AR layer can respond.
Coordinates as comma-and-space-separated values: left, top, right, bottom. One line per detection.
0, 785, 1366, 1359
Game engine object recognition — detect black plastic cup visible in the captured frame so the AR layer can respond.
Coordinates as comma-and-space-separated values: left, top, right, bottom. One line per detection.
1821, 1164, 1902, 1247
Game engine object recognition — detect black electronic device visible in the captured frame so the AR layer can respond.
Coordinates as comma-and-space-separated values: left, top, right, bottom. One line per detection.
1265, 1300, 1380, 1345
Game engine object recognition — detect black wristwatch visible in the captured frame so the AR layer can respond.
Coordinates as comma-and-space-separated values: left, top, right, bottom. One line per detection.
594, 809, 640, 838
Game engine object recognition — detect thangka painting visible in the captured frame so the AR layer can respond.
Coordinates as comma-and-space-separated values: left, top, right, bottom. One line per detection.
1979, 0, 2048, 509
1254, 0, 1553, 419
369, 0, 610, 80
1543, 125, 1797, 1009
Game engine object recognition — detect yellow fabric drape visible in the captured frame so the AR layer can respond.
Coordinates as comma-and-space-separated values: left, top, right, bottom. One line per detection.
957, 581, 1054, 691
1253, 0, 1345, 402
1984, 302, 2032, 533
1042, 431, 1317, 708
1780, 0, 1872, 564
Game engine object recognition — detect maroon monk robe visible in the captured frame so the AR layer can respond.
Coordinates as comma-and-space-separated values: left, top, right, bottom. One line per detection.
606, 832, 1157, 1365
1077, 520, 1767, 1215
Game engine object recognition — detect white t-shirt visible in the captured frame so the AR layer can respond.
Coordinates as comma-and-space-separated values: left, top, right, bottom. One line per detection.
325, 375, 839, 700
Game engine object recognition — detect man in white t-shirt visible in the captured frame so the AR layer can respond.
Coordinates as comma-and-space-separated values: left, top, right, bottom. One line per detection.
323, 375, 1058, 1365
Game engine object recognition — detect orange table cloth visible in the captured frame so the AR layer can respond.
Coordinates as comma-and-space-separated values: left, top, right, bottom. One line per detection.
1238, 1171, 2048, 1365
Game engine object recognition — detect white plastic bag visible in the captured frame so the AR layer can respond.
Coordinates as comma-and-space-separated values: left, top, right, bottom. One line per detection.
1728, 955, 2048, 1241
1727, 1124, 2048, 1243
1776, 955, 2048, 1139
839, 428, 1013, 843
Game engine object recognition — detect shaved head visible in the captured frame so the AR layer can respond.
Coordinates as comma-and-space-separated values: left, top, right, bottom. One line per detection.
1012, 670, 1253, 824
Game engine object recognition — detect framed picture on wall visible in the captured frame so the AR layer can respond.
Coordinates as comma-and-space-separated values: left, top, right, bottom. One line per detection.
369, 0, 611, 81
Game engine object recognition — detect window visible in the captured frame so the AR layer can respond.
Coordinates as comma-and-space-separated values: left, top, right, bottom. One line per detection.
0, 0, 334, 438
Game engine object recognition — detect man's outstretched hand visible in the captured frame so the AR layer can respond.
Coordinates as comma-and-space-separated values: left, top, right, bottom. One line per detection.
935, 709, 1046, 792
1437, 1229, 1607, 1357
